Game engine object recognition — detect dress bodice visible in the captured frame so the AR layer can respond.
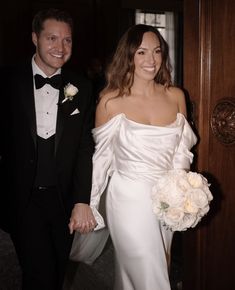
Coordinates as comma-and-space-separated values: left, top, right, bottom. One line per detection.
113, 113, 196, 181
93, 113, 197, 181
90, 113, 197, 227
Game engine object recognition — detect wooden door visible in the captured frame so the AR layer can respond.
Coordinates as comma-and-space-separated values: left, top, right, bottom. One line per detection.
183, 0, 235, 289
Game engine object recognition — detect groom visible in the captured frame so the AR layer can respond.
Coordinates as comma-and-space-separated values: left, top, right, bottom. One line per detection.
0, 8, 96, 290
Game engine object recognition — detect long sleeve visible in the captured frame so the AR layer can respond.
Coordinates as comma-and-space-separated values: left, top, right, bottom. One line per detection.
90, 115, 122, 230
70, 116, 122, 264
172, 118, 197, 170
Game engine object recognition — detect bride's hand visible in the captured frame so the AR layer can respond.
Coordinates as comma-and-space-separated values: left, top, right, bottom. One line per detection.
68, 203, 97, 234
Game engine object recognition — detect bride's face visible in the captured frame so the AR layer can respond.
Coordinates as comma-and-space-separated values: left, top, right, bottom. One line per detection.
133, 32, 162, 81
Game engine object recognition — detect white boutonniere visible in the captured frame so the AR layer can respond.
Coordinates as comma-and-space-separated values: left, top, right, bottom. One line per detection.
62, 83, 79, 103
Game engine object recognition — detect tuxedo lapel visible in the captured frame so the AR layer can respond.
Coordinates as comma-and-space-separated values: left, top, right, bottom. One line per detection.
55, 70, 80, 155
55, 89, 66, 155
20, 65, 37, 149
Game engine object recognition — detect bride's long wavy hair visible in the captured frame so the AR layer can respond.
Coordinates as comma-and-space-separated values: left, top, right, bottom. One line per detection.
100, 24, 172, 100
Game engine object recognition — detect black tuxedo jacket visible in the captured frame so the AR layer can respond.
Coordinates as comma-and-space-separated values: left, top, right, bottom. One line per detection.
0, 61, 95, 232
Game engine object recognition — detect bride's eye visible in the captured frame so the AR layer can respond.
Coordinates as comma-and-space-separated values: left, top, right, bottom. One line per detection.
136, 50, 145, 55
155, 48, 161, 54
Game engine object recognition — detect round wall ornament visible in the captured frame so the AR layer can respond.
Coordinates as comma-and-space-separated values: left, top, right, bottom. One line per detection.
210, 98, 235, 145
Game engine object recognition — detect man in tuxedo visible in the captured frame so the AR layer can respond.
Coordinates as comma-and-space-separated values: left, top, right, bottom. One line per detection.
0, 8, 96, 290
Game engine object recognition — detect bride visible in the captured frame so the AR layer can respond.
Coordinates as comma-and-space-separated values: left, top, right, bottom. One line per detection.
73, 24, 197, 290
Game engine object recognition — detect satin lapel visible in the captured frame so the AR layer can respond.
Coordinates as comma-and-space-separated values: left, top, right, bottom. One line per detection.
20, 66, 37, 148
55, 88, 65, 155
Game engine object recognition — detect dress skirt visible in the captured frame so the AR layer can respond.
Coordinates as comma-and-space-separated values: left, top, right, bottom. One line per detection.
106, 171, 173, 290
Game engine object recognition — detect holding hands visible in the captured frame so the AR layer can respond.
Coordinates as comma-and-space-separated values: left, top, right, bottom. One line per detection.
69, 203, 97, 234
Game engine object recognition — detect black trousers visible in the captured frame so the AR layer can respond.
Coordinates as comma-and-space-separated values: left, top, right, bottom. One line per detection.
12, 187, 73, 290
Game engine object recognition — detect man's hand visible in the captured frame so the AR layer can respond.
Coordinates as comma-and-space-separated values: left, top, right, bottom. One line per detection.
68, 203, 97, 234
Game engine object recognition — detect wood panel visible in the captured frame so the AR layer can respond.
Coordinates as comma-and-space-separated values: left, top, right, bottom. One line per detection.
182, 1, 201, 289
183, 0, 235, 289
203, 0, 235, 289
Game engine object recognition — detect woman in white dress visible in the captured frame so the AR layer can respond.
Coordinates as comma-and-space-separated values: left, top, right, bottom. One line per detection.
90, 24, 197, 290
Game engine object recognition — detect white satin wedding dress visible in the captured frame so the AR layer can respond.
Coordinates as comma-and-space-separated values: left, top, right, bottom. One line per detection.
71, 113, 197, 290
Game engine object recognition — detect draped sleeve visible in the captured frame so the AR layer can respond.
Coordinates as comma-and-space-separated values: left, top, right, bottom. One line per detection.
90, 115, 122, 230
172, 117, 197, 170
70, 118, 122, 264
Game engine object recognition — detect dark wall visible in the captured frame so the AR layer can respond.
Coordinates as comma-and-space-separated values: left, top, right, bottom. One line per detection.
0, 0, 123, 71
0, 0, 182, 73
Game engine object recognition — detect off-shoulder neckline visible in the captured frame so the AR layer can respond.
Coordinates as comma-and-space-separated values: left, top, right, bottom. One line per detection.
122, 112, 185, 128
94, 112, 185, 131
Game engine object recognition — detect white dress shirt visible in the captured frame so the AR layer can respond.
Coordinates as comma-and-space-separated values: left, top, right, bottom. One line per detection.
32, 56, 61, 139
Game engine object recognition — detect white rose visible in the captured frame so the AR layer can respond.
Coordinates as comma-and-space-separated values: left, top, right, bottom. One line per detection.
202, 185, 213, 201
177, 177, 191, 191
179, 214, 198, 231
189, 188, 209, 209
199, 205, 210, 217
64, 83, 78, 100
187, 172, 203, 188
183, 198, 198, 214
190, 216, 202, 228
164, 207, 184, 226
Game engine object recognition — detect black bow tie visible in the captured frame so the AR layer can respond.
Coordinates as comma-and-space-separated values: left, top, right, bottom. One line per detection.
34, 74, 62, 90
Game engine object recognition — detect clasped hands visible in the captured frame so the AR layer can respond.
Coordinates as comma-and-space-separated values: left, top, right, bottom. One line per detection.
69, 203, 97, 234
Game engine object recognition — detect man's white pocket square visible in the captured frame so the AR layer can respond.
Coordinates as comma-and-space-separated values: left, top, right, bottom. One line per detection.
70, 108, 80, 115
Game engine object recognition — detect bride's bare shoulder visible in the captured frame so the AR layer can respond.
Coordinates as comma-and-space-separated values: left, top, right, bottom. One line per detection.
166, 86, 187, 116
95, 91, 119, 127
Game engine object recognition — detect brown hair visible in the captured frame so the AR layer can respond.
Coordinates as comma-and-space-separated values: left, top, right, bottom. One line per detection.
32, 8, 73, 36
100, 24, 172, 99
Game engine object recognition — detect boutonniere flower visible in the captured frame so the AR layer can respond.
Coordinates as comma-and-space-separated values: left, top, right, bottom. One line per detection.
62, 83, 79, 103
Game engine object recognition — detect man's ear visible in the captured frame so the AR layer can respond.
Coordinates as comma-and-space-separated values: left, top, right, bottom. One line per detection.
32, 32, 37, 46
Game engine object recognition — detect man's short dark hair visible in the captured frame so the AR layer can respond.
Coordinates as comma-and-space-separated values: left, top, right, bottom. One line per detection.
32, 8, 73, 36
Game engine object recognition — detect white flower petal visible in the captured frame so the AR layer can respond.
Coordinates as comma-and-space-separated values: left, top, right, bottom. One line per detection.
151, 170, 213, 231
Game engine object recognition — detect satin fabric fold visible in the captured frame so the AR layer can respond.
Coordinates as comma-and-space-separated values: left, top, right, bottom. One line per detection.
72, 113, 197, 289
90, 113, 197, 221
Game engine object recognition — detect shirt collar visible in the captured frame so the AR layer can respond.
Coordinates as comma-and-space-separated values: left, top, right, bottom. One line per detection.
31, 54, 61, 78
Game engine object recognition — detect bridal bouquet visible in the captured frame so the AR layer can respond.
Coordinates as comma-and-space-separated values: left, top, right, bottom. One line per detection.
151, 169, 213, 231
